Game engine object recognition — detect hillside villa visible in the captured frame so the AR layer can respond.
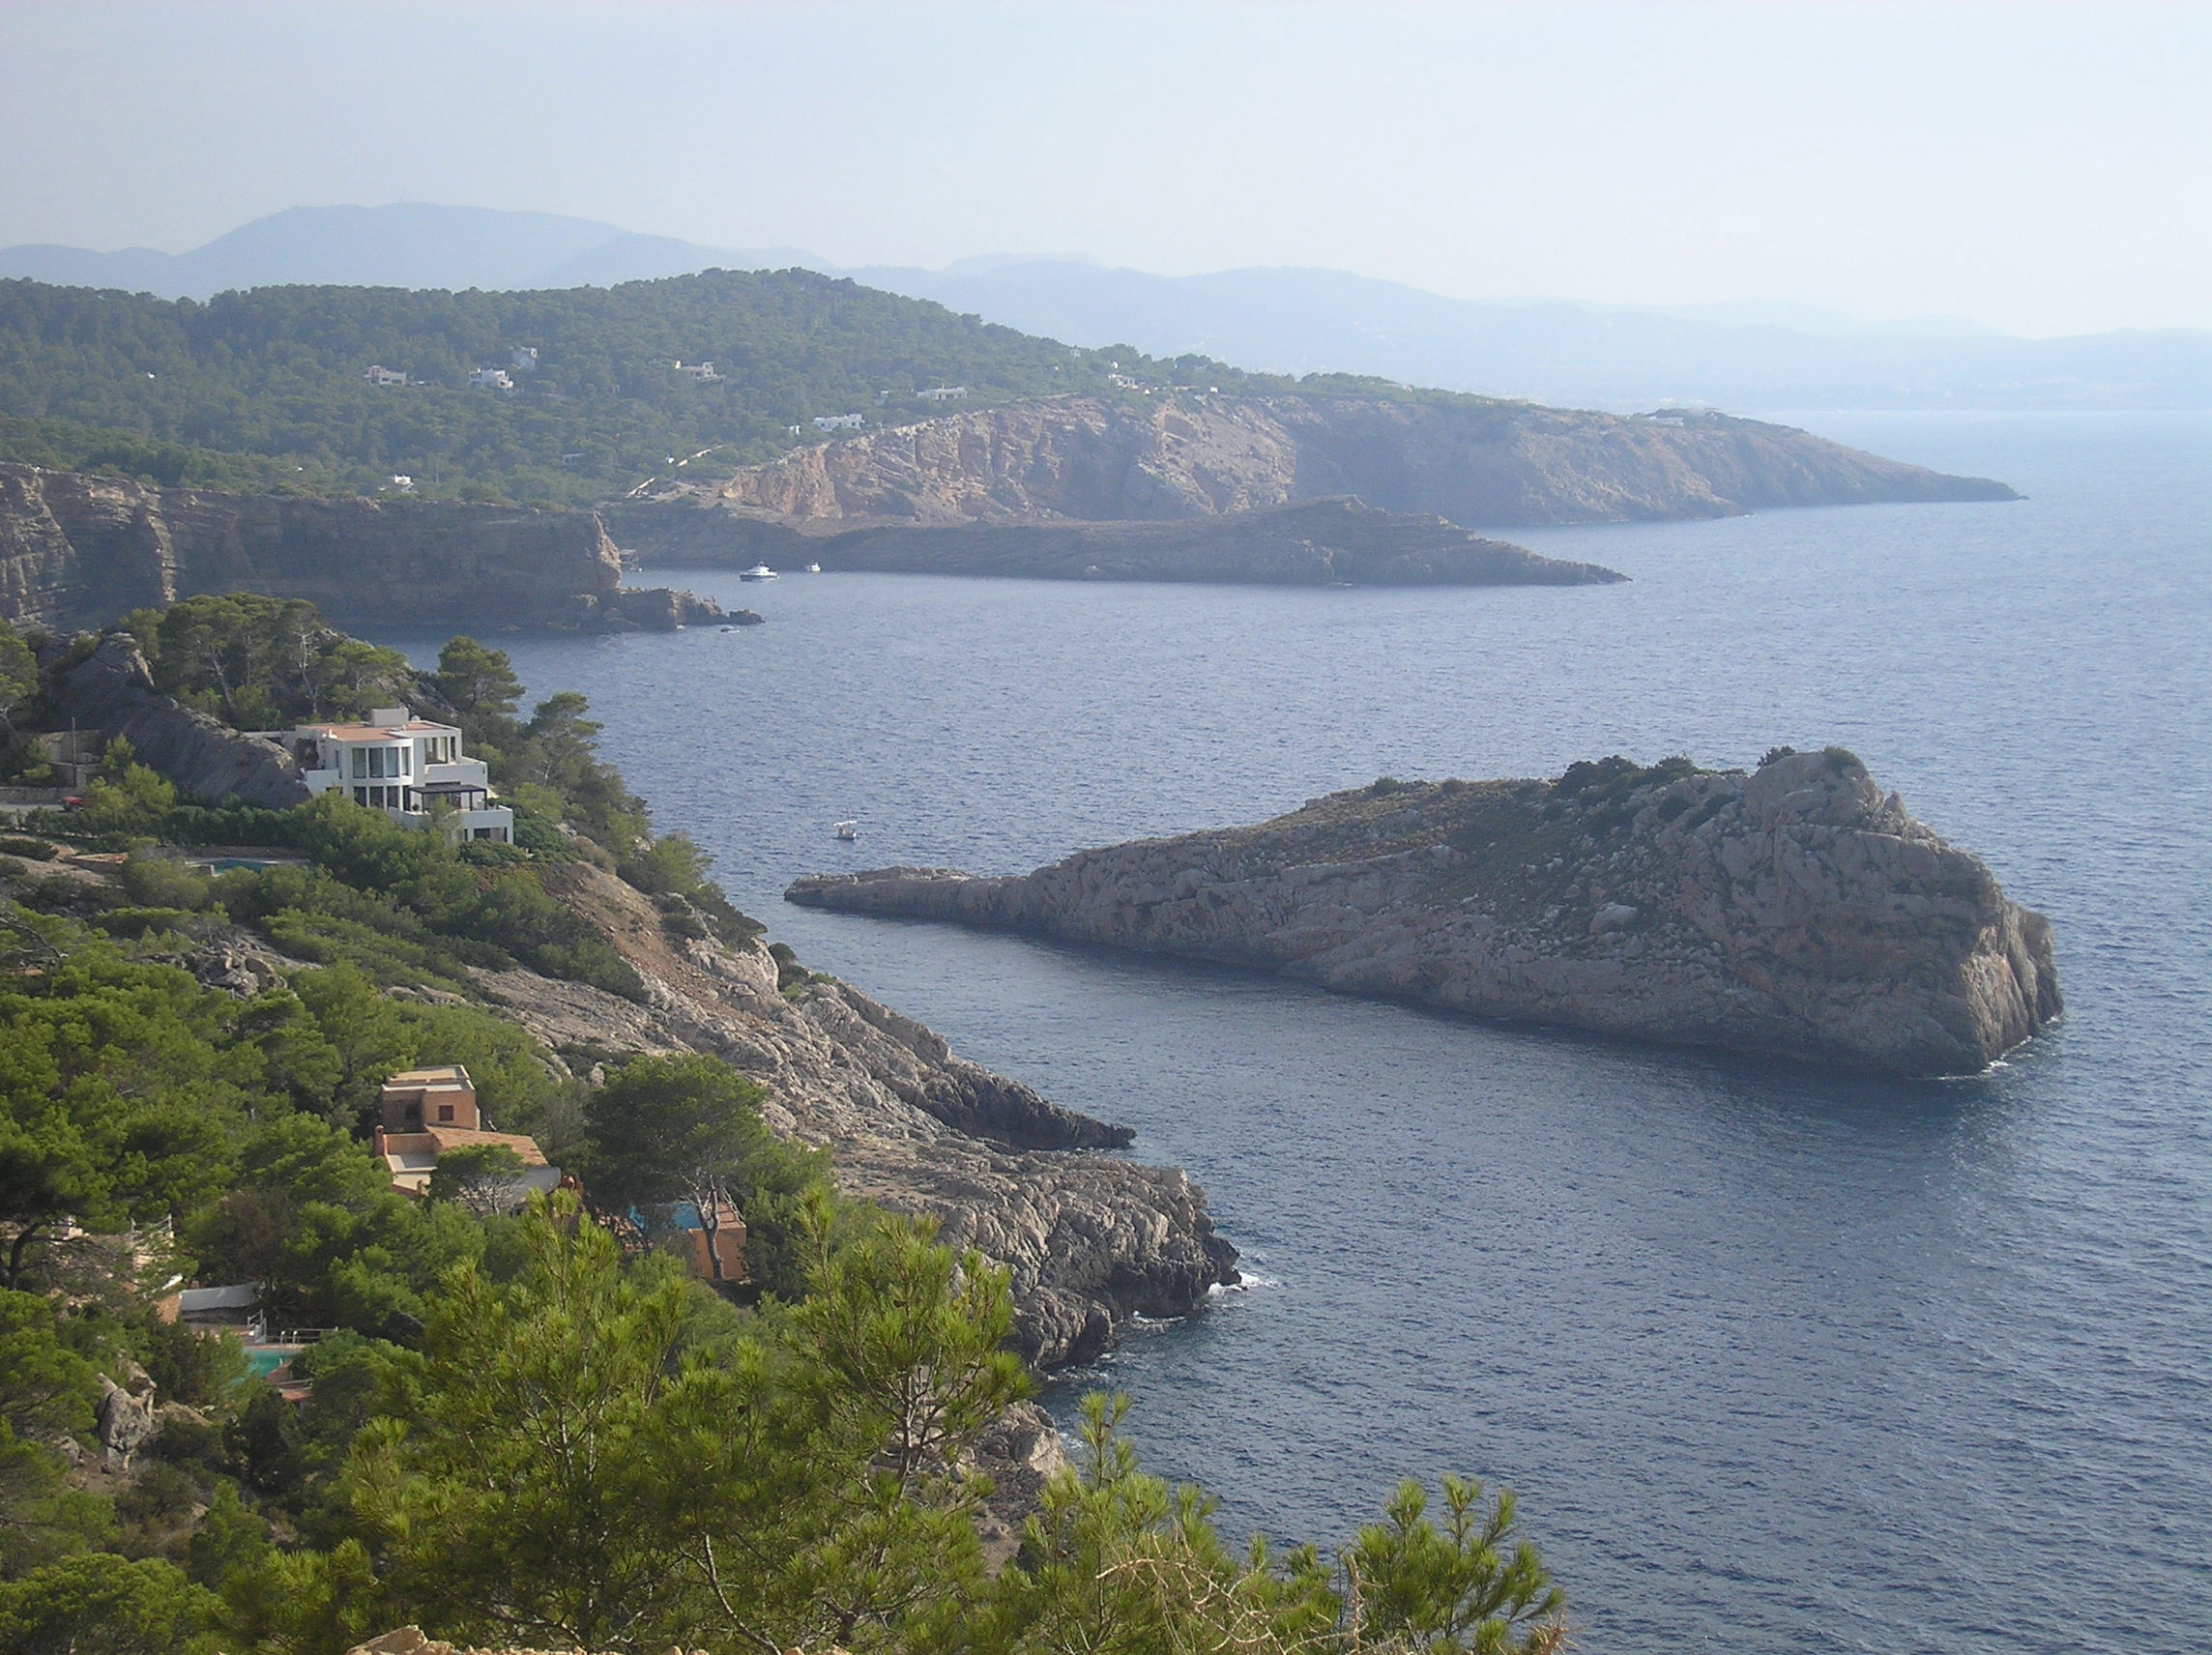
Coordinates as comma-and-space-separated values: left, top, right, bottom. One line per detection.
372, 1065, 560, 1203
288, 708, 514, 842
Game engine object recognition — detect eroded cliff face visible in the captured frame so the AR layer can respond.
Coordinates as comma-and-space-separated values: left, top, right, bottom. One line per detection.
669, 394, 2017, 533
478, 860, 1238, 1368
0, 463, 718, 633
788, 749, 2061, 1078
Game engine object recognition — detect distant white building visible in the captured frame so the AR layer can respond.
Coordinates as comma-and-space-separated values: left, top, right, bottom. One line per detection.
468, 367, 514, 391
364, 365, 408, 387
1107, 372, 1142, 390
917, 385, 969, 402
673, 361, 722, 382
812, 413, 865, 432
389, 474, 416, 493
509, 346, 538, 373
290, 709, 513, 842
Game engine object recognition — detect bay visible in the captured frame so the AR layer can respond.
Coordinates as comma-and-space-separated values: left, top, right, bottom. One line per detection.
369, 409, 2212, 1654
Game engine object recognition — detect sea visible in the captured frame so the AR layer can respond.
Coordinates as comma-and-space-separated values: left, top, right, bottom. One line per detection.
369, 410, 2210, 1655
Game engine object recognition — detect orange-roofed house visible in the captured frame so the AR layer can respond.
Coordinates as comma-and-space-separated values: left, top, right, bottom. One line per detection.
373, 1064, 561, 1206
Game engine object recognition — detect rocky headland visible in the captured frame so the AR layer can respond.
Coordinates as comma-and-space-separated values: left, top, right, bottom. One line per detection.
617, 495, 1626, 587
788, 748, 2060, 1077
0, 462, 724, 633
419, 859, 1236, 1368
623, 393, 2019, 549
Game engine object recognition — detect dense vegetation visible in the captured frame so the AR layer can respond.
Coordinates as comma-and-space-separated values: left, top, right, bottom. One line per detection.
0, 600, 1569, 1653
0, 272, 1286, 508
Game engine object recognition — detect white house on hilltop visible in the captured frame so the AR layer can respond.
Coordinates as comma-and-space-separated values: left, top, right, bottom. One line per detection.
291, 709, 513, 842
812, 413, 865, 432
673, 361, 721, 382
363, 365, 408, 387
468, 367, 514, 392
917, 385, 969, 402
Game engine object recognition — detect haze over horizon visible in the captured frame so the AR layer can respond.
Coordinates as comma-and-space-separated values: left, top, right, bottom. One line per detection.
5, 0, 2207, 339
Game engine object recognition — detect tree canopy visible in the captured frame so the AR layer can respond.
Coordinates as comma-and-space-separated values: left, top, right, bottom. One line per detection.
0, 272, 1283, 508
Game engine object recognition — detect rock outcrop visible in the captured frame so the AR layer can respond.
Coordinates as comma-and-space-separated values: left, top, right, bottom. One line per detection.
788, 749, 2061, 1078
488, 859, 1238, 1368
47, 632, 310, 808
616, 495, 1626, 587
0, 462, 722, 633
632, 393, 2018, 537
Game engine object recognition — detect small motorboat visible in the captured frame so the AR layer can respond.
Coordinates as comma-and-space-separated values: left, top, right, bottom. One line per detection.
833, 820, 859, 841
803, 562, 823, 573
718, 624, 737, 633
740, 563, 778, 581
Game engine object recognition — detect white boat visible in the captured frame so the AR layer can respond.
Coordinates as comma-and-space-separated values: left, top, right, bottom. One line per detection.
833, 820, 859, 841
740, 563, 778, 581
803, 562, 823, 573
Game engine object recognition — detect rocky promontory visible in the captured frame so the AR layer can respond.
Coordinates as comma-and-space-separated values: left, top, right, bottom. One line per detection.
473, 859, 1239, 1367
616, 495, 1626, 587
788, 748, 2060, 1077
0, 462, 724, 633
630, 392, 2019, 538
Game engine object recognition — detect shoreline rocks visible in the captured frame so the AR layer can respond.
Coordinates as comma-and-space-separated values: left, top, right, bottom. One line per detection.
787, 748, 2061, 1078
500, 860, 1239, 1368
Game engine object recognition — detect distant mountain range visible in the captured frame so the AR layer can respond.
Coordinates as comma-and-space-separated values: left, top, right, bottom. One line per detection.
5, 203, 2205, 411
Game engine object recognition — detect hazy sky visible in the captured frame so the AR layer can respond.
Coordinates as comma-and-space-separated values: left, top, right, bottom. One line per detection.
4, 0, 2207, 335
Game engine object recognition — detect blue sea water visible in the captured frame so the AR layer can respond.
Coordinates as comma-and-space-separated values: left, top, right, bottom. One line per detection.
370, 410, 2211, 1654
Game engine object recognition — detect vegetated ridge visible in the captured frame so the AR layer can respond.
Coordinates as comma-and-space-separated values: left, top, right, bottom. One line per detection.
0, 272, 1245, 508
0, 275, 2015, 530
789, 748, 2061, 1077
0, 460, 725, 633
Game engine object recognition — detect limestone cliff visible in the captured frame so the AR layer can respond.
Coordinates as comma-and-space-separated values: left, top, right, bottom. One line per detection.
0, 462, 721, 633
477, 860, 1238, 1368
787, 749, 2061, 1078
640, 393, 2018, 535
617, 495, 1626, 586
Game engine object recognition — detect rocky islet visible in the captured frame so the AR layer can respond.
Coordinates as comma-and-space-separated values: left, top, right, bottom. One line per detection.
787, 748, 2061, 1078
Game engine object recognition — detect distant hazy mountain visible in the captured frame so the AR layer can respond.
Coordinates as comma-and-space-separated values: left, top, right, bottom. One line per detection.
0, 203, 811, 300
843, 260, 2211, 412
5, 203, 2204, 409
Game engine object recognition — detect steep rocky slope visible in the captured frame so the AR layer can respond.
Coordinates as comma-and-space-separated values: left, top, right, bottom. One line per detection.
789, 748, 2060, 1077
48, 632, 311, 808
638, 393, 2017, 537
479, 859, 1237, 1368
616, 495, 1626, 586
0, 462, 722, 633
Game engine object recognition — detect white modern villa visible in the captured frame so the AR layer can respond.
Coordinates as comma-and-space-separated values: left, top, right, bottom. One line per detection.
289, 708, 514, 842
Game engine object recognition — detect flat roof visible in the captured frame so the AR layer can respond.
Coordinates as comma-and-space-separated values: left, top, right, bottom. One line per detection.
378, 1126, 547, 1166
383, 1065, 472, 1087
299, 721, 457, 740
